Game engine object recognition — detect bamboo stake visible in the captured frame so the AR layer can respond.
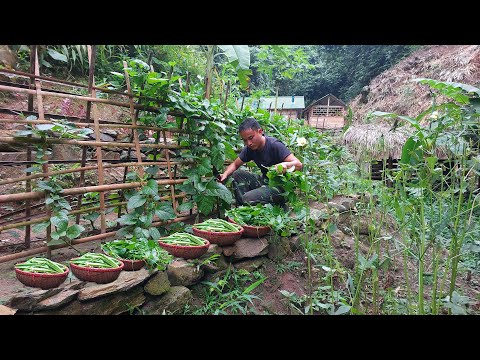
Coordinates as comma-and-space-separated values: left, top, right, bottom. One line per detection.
163, 130, 178, 214
24, 45, 36, 249
122, 60, 144, 178
0, 214, 195, 264
76, 45, 97, 224
86, 46, 106, 233
33, 47, 52, 258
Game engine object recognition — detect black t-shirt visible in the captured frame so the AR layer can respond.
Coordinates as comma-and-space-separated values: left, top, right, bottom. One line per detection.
238, 135, 291, 179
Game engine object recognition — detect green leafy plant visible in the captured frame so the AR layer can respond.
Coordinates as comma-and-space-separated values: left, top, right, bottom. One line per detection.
186, 266, 266, 315
33, 180, 85, 246
117, 174, 176, 241
101, 237, 173, 270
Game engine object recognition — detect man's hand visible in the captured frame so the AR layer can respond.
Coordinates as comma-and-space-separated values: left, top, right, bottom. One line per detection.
275, 162, 288, 174
218, 173, 228, 183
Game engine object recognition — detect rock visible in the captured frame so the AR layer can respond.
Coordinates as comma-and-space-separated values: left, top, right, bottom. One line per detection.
0, 304, 17, 315
268, 237, 292, 262
42, 286, 145, 315
141, 286, 192, 315
144, 271, 170, 296
233, 258, 266, 272
77, 268, 153, 301
0, 45, 17, 68
166, 259, 204, 286
222, 237, 269, 262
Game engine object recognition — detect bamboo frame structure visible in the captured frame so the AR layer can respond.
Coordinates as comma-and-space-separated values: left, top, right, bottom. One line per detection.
0, 46, 201, 264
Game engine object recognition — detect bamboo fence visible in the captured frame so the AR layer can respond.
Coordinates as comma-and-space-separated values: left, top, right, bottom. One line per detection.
0, 45, 199, 263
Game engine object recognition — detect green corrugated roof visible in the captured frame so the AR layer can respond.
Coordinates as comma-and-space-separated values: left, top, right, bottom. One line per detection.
241, 96, 305, 110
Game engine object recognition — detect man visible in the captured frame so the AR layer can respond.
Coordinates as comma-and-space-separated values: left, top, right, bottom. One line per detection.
218, 117, 303, 206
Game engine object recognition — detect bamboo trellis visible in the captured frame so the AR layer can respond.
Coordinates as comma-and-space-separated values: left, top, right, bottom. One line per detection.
0, 45, 198, 264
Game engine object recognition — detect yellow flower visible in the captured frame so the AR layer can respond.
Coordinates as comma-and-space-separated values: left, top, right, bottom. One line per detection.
296, 137, 308, 147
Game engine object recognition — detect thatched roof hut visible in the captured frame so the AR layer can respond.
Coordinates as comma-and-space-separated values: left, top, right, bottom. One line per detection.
343, 123, 450, 161
343, 123, 413, 161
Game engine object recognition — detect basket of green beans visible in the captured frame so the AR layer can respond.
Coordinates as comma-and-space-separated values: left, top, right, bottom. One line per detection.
69, 252, 124, 284
192, 218, 244, 246
158, 232, 210, 259
15, 257, 70, 289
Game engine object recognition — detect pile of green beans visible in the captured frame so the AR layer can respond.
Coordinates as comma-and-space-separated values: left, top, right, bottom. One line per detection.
15, 257, 68, 274
193, 218, 242, 232
70, 253, 122, 268
160, 232, 207, 246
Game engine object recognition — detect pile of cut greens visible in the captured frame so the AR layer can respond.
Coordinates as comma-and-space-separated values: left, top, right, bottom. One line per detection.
101, 237, 173, 270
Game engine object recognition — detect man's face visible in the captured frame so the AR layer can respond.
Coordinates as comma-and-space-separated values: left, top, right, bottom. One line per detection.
240, 128, 264, 151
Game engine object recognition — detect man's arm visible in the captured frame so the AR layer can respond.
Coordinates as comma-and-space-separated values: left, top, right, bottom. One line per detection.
219, 157, 245, 183
275, 153, 303, 173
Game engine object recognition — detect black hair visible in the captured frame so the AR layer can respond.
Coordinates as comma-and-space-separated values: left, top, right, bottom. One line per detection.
238, 117, 261, 132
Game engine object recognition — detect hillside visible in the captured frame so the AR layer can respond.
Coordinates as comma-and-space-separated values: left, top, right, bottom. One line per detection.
348, 45, 480, 123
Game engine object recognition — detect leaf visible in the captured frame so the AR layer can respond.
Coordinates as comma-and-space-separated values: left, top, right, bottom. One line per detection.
177, 202, 194, 212
149, 227, 161, 241
47, 48, 68, 62
243, 277, 267, 294
35, 124, 55, 131
211, 143, 225, 171
195, 195, 215, 215
66, 224, 85, 239
333, 304, 351, 315
217, 45, 250, 69
154, 203, 176, 220
33, 221, 50, 233
14, 130, 33, 137
127, 195, 147, 210
141, 179, 158, 196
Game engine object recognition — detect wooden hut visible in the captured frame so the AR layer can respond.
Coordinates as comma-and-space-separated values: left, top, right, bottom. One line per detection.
240, 96, 305, 120
303, 94, 347, 131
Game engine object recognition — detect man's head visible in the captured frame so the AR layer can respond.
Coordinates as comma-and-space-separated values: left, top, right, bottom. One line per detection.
239, 118, 265, 151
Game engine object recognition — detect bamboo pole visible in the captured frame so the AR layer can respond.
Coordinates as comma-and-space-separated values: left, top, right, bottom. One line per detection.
0, 178, 187, 204
0, 192, 187, 232
0, 118, 186, 133
0, 67, 162, 103
0, 136, 183, 150
0, 161, 181, 186
0, 214, 195, 264
0, 84, 162, 113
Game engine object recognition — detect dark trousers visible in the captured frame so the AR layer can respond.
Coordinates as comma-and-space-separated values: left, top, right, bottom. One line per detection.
231, 169, 286, 206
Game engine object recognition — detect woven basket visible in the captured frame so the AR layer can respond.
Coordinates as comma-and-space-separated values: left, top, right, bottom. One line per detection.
228, 218, 271, 238
192, 226, 243, 246
118, 258, 145, 271
70, 260, 124, 284
158, 238, 210, 259
15, 266, 69, 290
102, 251, 145, 271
